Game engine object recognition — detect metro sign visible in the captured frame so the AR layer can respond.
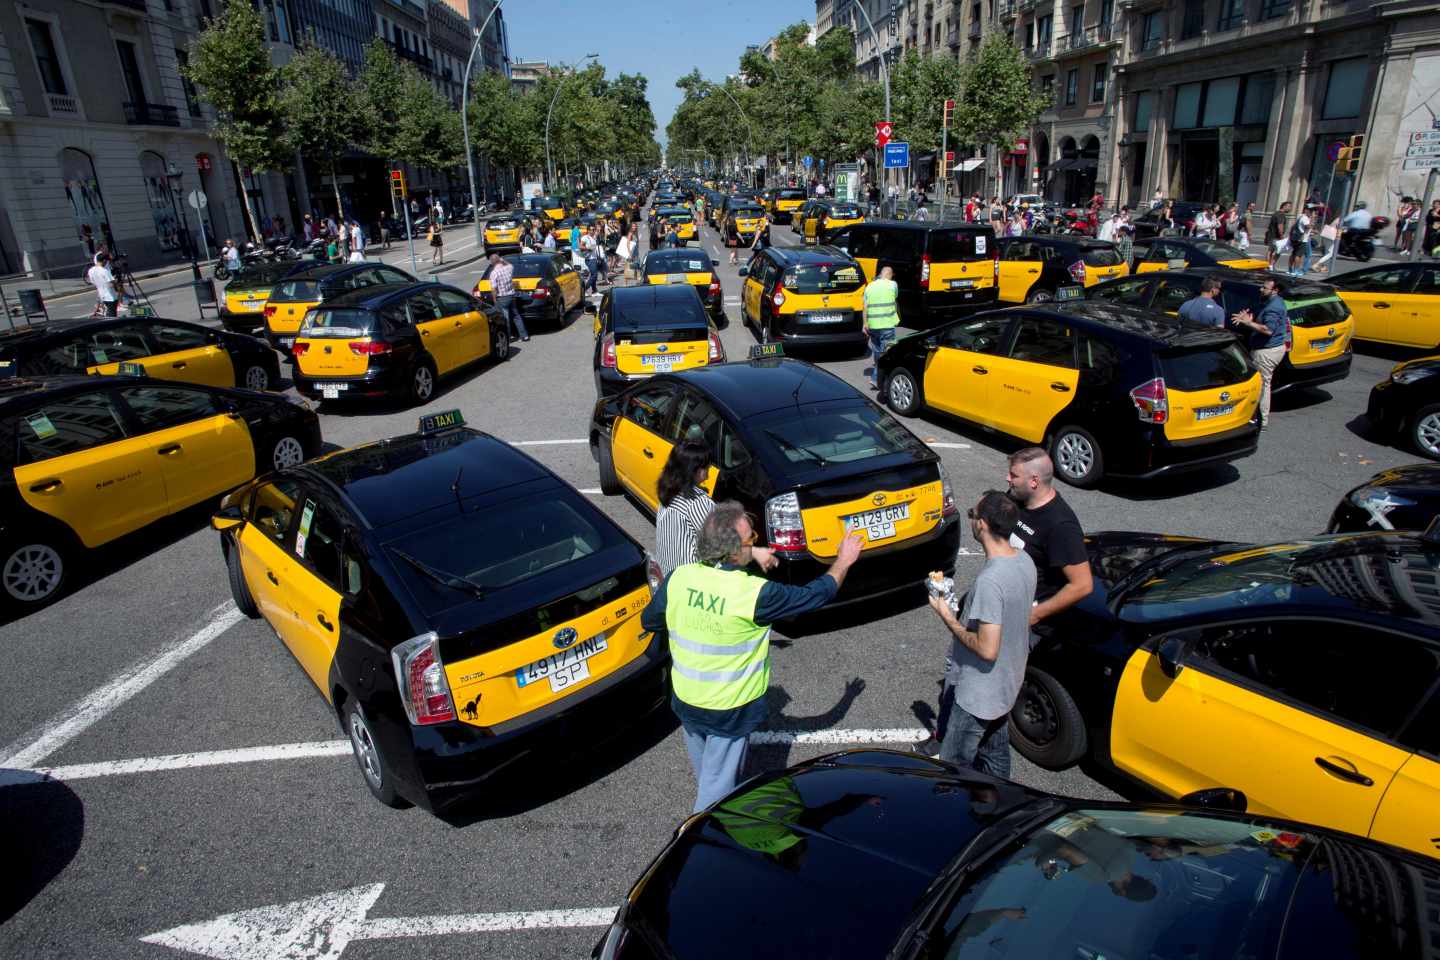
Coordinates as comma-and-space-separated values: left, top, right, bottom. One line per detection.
875, 121, 893, 149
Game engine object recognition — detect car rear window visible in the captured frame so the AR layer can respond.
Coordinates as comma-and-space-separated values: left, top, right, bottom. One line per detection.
615, 295, 709, 336
645, 255, 709, 274
1287, 296, 1349, 328
1081, 246, 1123, 267
302, 308, 378, 337
1191, 240, 1251, 261
228, 263, 292, 288
927, 229, 991, 261
1160, 342, 1255, 390
510, 260, 550, 279
783, 262, 864, 294
829, 204, 862, 218
779, 189, 806, 200
731, 206, 764, 217
663, 214, 693, 224
488, 218, 518, 230
751, 400, 925, 474
273, 280, 321, 301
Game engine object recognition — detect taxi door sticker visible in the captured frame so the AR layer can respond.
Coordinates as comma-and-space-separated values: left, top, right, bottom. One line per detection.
295, 500, 316, 557
92, 349, 109, 364
25, 413, 58, 439
975, 235, 986, 255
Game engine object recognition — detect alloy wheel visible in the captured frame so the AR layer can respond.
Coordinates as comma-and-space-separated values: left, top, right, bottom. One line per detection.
887, 374, 913, 410
272, 436, 305, 470
1418, 412, 1440, 457
1056, 432, 1095, 480
349, 709, 384, 790
3, 543, 63, 603
414, 366, 434, 401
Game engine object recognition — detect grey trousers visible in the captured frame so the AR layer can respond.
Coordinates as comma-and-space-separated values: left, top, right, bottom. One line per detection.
683, 727, 749, 813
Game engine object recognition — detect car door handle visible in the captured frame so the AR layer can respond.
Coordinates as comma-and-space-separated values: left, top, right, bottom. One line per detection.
28, 478, 62, 493
317, 612, 334, 632
1314, 756, 1374, 787
1027, 268, 1040, 274
1050, 382, 1071, 392
266, 571, 279, 585
172, 361, 187, 369
642, 447, 655, 458
1373, 302, 1390, 309
157, 444, 182, 455
453, 320, 463, 327
421, 328, 430, 335
972, 366, 988, 374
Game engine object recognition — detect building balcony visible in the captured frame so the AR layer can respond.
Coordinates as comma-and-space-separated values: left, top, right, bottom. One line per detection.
999, 0, 1016, 18
1059, 21, 1114, 52
389, 40, 433, 72
47, 92, 81, 116
123, 101, 180, 126
1020, 0, 1040, 9
1026, 38, 1052, 59
105, 0, 150, 11
947, 26, 961, 47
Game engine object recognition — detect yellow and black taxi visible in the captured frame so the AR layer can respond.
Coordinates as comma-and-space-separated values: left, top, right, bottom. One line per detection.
766, 187, 807, 223
0, 315, 280, 392
1012, 526, 1440, 859
595, 198, 628, 226
589, 353, 961, 604
593, 284, 723, 397
826, 221, 1000, 326
996, 235, 1128, 303
220, 259, 319, 335
1328, 261, 1440, 350
649, 207, 696, 247
1087, 268, 1353, 395
877, 301, 1262, 487
290, 282, 509, 407
211, 410, 667, 811
1128, 236, 1270, 274
1366, 354, 1440, 460
797, 199, 864, 246
738, 246, 868, 351
473, 252, 585, 328
263, 262, 417, 355
1, 369, 320, 612
528, 195, 568, 222
640, 248, 725, 323
594, 751, 1440, 960
481, 214, 524, 253
712, 193, 752, 230
721, 201, 767, 248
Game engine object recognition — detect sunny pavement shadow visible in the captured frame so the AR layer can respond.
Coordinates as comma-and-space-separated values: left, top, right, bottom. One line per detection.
744, 680, 867, 779
0, 774, 84, 924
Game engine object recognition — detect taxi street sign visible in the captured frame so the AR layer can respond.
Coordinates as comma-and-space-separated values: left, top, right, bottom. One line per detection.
883, 142, 910, 169
418, 409, 465, 433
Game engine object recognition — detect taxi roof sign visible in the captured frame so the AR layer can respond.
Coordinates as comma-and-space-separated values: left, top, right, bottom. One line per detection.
418, 409, 465, 434
748, 343, 784, 360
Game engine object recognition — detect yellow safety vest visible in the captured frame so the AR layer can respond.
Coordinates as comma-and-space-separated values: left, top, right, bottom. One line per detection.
863, 278, 899, 329
710, 776, 806, 856
665, 564, 770, 711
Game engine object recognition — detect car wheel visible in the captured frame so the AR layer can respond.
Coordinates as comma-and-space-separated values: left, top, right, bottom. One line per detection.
491, 324, 510, 362
343, 699, 407, 808
1026, 288, 1054, 304
597, 436, 622, 495
270, 434, 306, 471
226, 541, 259, 619
1410, 404, 1440, 460
408, 361, 437, 406
885, 367, 923, 416
1009, 667, 1088, 769
1050, 424, 1104, 488
1, 531, 73, 612
241, 363, 271, 391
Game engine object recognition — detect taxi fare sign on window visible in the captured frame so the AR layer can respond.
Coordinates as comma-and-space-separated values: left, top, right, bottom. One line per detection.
833, 266, 861, 283
418, 409, 465, 434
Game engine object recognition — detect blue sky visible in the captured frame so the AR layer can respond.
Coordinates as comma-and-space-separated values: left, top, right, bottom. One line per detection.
501, 0, 816, 148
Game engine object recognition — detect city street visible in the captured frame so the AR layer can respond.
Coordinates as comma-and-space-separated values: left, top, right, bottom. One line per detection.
0, 204, 1424, 959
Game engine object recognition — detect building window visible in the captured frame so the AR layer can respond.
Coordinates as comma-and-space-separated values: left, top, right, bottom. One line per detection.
1322, 57, 1368, 119
1133, 89, 1154, 130
1181, 0, 1204, 39
1099, 0, 1113, 25
1173, 81, 1202, 128
1141, 11, 1164, 50
141, 151, 182, 253
25, 18, 68, 95
1064, 68, 1078, 106
62, 148, 110, 258
115, 40, 146, 104
1091, 63, 1107, 103
1038, 14, 1052, 43
1240, 72, 1275, 125
1201, 76, 1240, 126
1069, 4, 1083, 37
1216, 0, 1245, 30
1259, 0, 1291, 19
176, 49, 202, 117
1040, 74, 1055, 98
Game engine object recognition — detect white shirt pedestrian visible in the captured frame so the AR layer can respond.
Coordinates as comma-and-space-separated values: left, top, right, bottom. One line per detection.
88, 261, 117, 302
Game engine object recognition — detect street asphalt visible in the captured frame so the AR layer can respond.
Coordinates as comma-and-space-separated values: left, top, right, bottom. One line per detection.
0, 209, 1429, 959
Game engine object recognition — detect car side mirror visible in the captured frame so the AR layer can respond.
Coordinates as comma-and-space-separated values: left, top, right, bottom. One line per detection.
210, 504, 245, 532
1177, 787, 1247, 812
712, 259, 720, 267
1156, 635, 1190, 679
737, 266, 748, 277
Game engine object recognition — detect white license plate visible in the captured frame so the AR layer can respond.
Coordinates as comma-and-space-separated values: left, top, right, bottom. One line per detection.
1195, 404, 1234, 421
241, 299, 263, 309
948, 279, 975, 289
641, 354, 677, 369
1310, 337, 1334, 351
516, 635, 608, 693
845, 502, 910, 541
807, 313, 845, 324
321, 383, 348, 399
665, 274, 688, 284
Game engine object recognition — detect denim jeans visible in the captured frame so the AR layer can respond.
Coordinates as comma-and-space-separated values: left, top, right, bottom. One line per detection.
683, 727, 749, 813
939, 704, 1012, 779
495, 295, 527, 340
868, 327, 897, 385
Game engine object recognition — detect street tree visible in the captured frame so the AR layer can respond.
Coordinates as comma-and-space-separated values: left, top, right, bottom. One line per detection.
358, 39, 407, 166
954, 36, 1050, 170
181, 0, 290, 242
891, 49, 965, 156
392, 68, 464, 173
278, 46, 367, 222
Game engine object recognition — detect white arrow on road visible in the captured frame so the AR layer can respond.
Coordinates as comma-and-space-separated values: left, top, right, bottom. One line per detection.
141, 883, 616, 959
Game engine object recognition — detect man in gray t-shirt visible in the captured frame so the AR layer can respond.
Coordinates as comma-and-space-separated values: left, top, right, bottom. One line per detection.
928, 490, 1037, 778
1177, 276, 1226, 327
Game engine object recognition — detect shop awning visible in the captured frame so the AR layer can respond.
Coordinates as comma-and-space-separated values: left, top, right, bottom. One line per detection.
951, 158, 985, 172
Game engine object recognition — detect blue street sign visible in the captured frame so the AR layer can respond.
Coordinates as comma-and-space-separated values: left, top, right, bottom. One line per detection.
883, 142, 910, 169
803, 155, 814, 168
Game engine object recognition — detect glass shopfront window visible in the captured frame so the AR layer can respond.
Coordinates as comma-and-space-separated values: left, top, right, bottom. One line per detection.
140, 152, 181, 253
61, 148, 110, 259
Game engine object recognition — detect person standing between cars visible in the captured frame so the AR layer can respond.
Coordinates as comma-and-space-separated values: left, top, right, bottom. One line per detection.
1288, 205, 1314, 275
926, 491, 1037, 776
1236, 202, 1254, 250
863, 265, 900, 391
486, 252, 528, 343
1266, 201, 1291, 269
1178, 276, 1226, 327
616, 228, 633, 284
580, 226, 601, 294
1114, 221, 1134, 268
627, 223, 641, 277
88, 252, 120, 317
655, 441, 718, 576
1229, 276, 1288, 428
640, 502, 865, 813
1006, 447, 1092, 630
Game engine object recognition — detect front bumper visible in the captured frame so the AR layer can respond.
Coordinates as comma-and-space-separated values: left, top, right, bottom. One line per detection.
919, 288, 999, 323
1273, 349, 1352, 394
1366, 378, 1417, 439
770, 518, 962, 606
220, 309, 266, 334
1106, 420, 1261, 480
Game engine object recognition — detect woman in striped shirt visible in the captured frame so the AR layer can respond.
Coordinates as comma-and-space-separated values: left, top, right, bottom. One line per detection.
655, 441, 716, 575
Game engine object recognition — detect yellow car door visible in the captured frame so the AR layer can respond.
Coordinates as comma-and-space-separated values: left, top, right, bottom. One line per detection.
998, 240, 1042, 303
1397, 266, 1440, 349
409, 289, 460, 375
1369, 751, 1440, 857
282, 496, 347, 697
1109, 619, 1411, 842
1133, 241, 1175, 275
610, 382, 678, 510
985, 316, 1080, 442
433, 288, 489, 367
86, 321, 235, 387
236, 477, 302, 630
741, 254, 767, 326
921, 315, 1013, 426
12, 388, 168, 548
1336, 264, 1414, 346
118, 384, 256, 514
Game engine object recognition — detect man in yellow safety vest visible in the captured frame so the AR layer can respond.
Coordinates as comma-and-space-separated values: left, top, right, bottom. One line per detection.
863, 265, 900, 390
641, 501, 865, 812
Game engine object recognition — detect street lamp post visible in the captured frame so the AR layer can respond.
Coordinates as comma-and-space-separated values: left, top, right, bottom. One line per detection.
545, 53, 599, 193
850, 1, 892, 202
461, 0, 504, 251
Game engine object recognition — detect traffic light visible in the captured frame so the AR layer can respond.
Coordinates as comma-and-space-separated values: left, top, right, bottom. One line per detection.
1345, 134, 1364, 174
389, 169, 407, 200
943, 98, 955, 129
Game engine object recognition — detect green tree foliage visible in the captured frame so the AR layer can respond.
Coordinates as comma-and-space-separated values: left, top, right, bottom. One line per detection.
358, 38, 407, 163
891, 49, 965, 155
954, 36, 1050, 153
277, 46, 367, 219
393, 69, 464, 171
181, 0, 289, 240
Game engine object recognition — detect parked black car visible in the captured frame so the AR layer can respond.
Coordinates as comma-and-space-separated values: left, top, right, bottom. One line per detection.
1328, 463, 1440, 532
1367, 354, 1440, 459
1131, 201, 1208, 240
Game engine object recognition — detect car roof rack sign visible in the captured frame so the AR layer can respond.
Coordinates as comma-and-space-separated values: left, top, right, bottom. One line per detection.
749, 343, 783, 360
418, 409, 465, 434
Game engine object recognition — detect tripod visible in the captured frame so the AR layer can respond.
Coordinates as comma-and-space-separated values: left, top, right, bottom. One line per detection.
92, 254, 154, 317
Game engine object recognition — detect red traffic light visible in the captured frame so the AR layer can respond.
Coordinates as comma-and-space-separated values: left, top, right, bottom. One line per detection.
390, 170, 403, 182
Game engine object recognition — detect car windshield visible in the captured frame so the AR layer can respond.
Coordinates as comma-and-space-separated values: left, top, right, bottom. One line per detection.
752, 400, 925, 473
783, 261, 864, 294
1118, 540, 1323, 621
829, 204, 862, 218
919, 807, 1319, 959
302, 308, 377, 337
645, 255, 709, 275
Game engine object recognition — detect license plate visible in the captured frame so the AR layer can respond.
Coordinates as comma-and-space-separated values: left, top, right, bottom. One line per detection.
321, 383, 348, 399
807, 313, 845, 324
665, 274, 687, 284
844, 502, 910, 541
1310, 337, 1334, 351
241, 299, 263, 309
516, 635, 608, 693
1195, 403, 1234, 421
948, 279, 975, 289
641, 354, 677, 369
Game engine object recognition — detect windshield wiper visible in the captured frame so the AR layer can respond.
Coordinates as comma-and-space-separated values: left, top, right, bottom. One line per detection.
390, 548, 486, 600
764, 430, 829, 468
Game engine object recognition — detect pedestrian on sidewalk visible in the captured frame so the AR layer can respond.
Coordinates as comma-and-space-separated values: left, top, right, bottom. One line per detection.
1266, 202, 1292, 269
616, 229, 633, 284
580, 225, 601, 294
428, 221, 444, 265
1424, 200, 1440, 258
1229, 276, 1288, 428
863, 265, 900, 390
1287, 205, 1313, 275
1394, 197, 1414, 251
926, 491, 1036, 776
1236, 203, 1253, 250
486, 252, 529, 342
378, 212, 390, 250
88, 252, 120, 317
349, 220, 365, 260
626, 223, 641, 278
639, 502, 864, 812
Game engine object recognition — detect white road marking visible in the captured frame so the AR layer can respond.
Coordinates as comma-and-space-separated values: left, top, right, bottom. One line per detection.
507, 438, 588, 446
141, 883, 616, 959
925, 442, 972, 450
748, 728, 928, 746
0, 602, 244, 770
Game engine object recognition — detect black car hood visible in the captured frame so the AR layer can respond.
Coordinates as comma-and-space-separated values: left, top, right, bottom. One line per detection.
1351, 462, 1440, 495
623, 751, 1043, 960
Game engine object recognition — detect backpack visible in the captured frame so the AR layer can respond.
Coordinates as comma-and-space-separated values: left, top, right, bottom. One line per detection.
1289, 220, 1305, 245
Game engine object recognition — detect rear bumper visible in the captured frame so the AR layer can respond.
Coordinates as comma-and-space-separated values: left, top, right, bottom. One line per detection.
292, 363, 407, 399
264, 328, 304, 355
596, 366, 652, 398
1106, 420, 1261, 480
776, 312, 865, 348
918, 288, 999, 323
1273, 349, 1352, 393
770, 518, 962, 606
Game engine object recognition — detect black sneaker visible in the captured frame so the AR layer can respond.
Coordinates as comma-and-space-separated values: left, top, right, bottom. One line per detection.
912, 735, 941, 757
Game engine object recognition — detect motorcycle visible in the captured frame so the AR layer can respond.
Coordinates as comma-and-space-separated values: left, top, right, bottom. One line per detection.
1339, 216, 1389, 262
1061, 208, 1095, 236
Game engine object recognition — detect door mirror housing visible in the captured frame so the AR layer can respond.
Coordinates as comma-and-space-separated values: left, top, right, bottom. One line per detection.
737, 266, 748, 277
1156, 635, 1190, 679
210, 504, 245, 532
1177, 787, 1247, 813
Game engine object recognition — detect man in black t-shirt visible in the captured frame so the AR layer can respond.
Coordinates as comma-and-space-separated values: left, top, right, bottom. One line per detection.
1005, 447, 1092, 625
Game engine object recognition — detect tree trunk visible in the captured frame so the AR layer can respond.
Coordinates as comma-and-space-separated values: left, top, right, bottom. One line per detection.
234, 160, 261, 244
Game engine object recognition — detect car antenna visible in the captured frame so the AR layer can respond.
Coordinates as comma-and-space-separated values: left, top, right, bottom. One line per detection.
451, 465, 464, 511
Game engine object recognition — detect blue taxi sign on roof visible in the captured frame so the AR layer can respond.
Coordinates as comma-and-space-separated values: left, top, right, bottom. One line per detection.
418, 409, 465, 434
749, 343, 784, 360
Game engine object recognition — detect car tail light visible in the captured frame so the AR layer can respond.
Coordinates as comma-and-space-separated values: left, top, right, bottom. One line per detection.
938, 462, 958, 518
1068, 259, 1087, 284
601, 333, 617, 368
532, 285, 550, 299
349, 340, 392, 355
1130, 377, 1169, 424
290, 341, 309, 357
645, 553, 664, 593
772, 280, 786, 308
264, 305, 277, 318
765, 492, 807, 553
993, 251, 1000, 282
921, 253, 931, 290
707, 331, 724, 361
708, 281, 721, 297
391, 631, 455, 725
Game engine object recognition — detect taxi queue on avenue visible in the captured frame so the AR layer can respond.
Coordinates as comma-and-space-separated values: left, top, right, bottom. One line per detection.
3, 172, 1440, 959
